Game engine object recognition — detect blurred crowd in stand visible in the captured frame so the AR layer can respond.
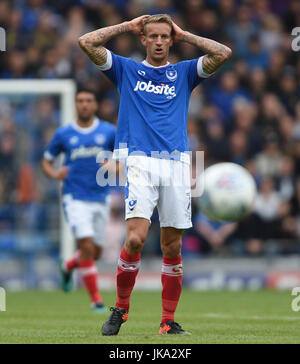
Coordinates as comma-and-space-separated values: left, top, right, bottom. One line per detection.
0, 0, 300, 259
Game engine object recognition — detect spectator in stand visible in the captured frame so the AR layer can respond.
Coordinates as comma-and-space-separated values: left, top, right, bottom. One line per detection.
280, 120, 294, 158
248, 67, 267, 101
255, 134, 284, 178
277, 156, 296, 201
194, 212, 237, 256
293, 138, 300, 177
259, 13, 283, 53
187, 118, 201, 153
291, 177, 300, 218
0, 133, 16, 203
225, 4, 257, 58
217, 0, 235, 27
266, 51, 286, 94
148, 0, 177, 15
1, 51, 29, 79
233, 99, 263, 157
253, 177, 282, 240
244, 35, 269, 71
228, 129, 248, 165
209, 70, 251, 125
204, 118, 228, 162
32, 11, 59, 50
259, 93, 286, 135
278, 70, 299, 116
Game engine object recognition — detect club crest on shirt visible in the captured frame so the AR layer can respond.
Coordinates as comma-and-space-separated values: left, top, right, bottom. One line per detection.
128, 199, 137, 211
69, 136, 79, 145
166, 69, 177, 82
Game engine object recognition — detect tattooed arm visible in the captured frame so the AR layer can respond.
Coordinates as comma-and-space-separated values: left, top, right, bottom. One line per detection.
172, 22, 232, 74
78, 15, 150, 66
183, 32, 232, 74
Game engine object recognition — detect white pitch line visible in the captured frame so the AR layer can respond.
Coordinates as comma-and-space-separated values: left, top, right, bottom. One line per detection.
202, 313, 300, 321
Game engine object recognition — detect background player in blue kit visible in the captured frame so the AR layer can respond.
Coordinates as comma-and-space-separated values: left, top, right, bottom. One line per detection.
42, 89, 116, 312
79, 14, 231, 334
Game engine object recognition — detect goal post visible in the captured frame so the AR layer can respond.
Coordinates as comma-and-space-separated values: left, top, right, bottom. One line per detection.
0, 79, 76, 260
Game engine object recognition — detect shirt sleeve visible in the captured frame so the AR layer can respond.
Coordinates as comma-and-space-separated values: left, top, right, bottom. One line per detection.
44, 129, 64, 161
186, 55, 214, 90
97, 49, 128, 91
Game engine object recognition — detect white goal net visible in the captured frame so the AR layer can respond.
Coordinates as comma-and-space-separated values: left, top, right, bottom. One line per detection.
0, 80, 76, 270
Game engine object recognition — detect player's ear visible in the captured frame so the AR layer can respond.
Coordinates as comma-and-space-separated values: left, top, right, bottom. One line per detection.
170, 28, 174, 47
140, 34, 146, 47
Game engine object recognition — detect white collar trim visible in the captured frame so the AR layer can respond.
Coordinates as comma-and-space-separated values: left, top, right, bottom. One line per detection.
142, 60, 170, 68
72, 118, 99, 134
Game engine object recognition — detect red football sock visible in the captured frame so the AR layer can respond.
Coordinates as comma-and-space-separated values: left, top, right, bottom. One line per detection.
65, 250, 81, 272
79, 260, 102, 304
161, 255, 183, 323
116, 247, 141, 311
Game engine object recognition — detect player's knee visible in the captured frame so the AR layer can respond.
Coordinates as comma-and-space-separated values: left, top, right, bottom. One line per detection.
94, 246, 102, 260
162, 237, 182, 257
126, 233, 145, 253
79, 238, 95, 259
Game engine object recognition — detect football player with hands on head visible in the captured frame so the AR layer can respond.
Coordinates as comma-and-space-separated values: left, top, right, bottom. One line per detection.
79, 14, 231, 335
42, 89, 116, 312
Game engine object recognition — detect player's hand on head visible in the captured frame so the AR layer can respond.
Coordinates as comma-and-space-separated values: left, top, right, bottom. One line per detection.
172, 21, 185, 43
129, 15, 150, 35
54, 166, 69, 180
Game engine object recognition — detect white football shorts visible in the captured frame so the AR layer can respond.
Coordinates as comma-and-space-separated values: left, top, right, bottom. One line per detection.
125, 156, 192, 229
63, 194, 110, 247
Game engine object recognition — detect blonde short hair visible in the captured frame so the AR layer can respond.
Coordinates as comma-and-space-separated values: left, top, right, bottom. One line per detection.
143, 14, 173, 35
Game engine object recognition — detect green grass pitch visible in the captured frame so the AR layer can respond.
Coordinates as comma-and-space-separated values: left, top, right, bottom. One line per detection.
0, 289, 300, 344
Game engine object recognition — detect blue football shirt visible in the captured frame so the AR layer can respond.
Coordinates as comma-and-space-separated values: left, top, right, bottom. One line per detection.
99, 49, 211, 162
44, 118, 116, 202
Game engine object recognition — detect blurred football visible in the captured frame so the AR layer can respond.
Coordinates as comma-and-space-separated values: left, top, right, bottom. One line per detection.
198, 162, 257, 222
